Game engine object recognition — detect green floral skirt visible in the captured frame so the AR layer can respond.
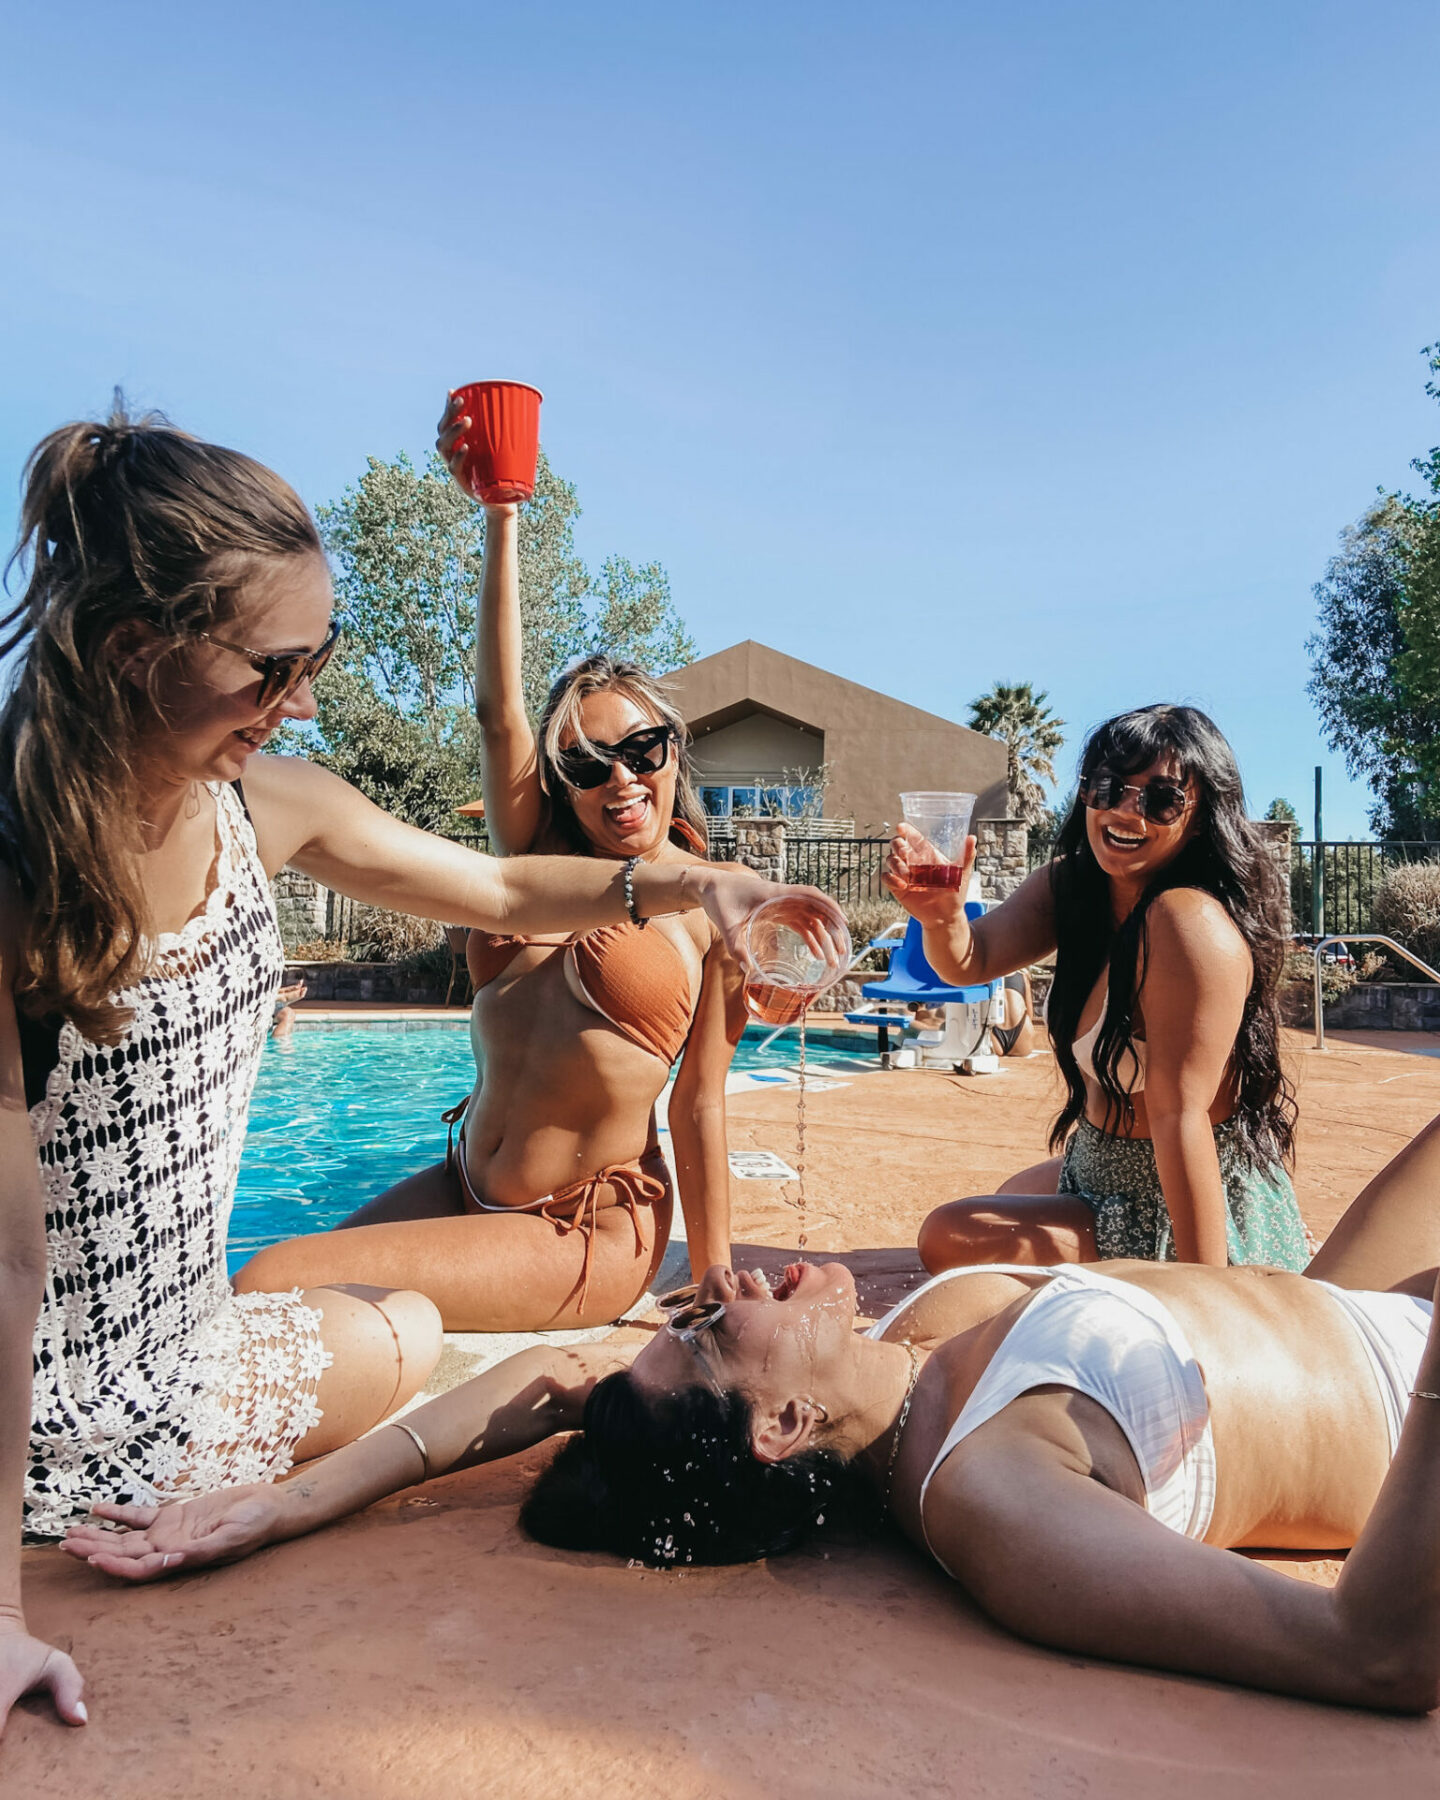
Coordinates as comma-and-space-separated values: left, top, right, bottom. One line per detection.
1058, 1117, 1311, 1270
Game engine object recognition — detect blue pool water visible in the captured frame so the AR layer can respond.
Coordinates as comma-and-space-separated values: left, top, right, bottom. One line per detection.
228, 1021, 863, 1272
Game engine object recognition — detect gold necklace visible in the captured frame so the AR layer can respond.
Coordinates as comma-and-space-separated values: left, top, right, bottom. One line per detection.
882, 1341, 923, 1514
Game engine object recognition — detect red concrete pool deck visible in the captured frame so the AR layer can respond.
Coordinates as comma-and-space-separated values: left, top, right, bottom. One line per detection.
12, 1029, 1440, 1798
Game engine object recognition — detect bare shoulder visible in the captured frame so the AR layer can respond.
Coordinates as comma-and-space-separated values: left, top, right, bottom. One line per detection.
237, 754, 380, 870
240, 752, 346, 808
877, 1269, 1039, 1345
1145, 887, 1247, 966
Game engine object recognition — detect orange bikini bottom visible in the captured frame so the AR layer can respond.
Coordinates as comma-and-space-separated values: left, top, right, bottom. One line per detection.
442, 1099, 672, 1313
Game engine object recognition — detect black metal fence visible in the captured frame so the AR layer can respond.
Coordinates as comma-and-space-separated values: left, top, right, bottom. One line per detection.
1290, 840, 1440, 937
706, 833, 891, 903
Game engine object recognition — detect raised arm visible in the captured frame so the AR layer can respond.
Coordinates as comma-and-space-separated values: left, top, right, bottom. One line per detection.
64, 1339, 636, 1582
1139, 890, 1250, 1265
885, 826, 1058, 985
470, 502, 546, 852
0, 913, 87, 1732
435, 391, 547, 853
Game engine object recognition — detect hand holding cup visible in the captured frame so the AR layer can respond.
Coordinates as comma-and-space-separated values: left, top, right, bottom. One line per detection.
740, 892, 853, 1024
435, 380, 543, 508
885, 821, 978, 924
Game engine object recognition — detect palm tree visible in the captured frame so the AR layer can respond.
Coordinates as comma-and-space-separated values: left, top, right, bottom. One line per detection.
967, 682, 1066, 824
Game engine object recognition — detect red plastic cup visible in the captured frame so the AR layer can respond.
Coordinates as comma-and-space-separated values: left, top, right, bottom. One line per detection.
452, 380, 543, 503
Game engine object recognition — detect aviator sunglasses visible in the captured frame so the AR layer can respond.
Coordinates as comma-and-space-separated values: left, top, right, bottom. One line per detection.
199, 617, 343, 708
656, 1284, 725, 1342
557, 724, 675, 792
1081, 771, 1193, 827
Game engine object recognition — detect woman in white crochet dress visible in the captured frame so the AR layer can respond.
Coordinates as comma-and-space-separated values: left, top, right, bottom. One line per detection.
0, 408, 829, 1731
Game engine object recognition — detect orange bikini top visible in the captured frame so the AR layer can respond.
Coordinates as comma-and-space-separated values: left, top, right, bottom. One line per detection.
467, 921, 695, 1065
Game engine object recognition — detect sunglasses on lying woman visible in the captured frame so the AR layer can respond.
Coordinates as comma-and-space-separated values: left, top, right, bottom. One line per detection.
556, 724, 676, 791
1080, 771, 1194, 826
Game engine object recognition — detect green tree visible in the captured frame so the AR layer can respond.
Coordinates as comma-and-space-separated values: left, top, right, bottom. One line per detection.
1264, 798, 1299, 826
967, 682, 1066, 824
585, 555, 696, 675
1308, 345, 1440, 840
288, 448, 694, 829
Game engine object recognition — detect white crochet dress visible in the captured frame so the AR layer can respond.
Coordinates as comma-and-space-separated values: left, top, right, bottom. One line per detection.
25, 783, 331, 1538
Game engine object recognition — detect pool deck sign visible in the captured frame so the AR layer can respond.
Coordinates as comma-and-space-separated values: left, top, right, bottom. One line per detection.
728, 1150, 800, 1180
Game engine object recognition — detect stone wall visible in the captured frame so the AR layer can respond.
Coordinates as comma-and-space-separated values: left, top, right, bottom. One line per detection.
973, 819, 1028, 904
1311, 981, 1440, 1032
730, 817, 787, 882
271, 866, 327, 949
284, 959, 451, 1005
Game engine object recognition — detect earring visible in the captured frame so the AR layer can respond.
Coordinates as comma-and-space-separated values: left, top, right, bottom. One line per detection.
806, 1397, 829, 1424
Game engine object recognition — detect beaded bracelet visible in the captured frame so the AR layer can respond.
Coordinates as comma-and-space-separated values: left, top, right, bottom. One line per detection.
623, 855, 647, 928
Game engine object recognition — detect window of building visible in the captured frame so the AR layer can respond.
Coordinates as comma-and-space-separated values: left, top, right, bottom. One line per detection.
699, 783, 819, 820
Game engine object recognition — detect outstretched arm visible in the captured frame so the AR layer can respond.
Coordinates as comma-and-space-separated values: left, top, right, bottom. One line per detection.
885, 826, 1057, 986
240, 755, 844, 969
65, 1340, 636, 1582
928, 1311, 1440, 1712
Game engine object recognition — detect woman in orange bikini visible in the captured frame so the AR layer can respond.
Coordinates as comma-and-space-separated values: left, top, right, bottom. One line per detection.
235, 396, 756, 1331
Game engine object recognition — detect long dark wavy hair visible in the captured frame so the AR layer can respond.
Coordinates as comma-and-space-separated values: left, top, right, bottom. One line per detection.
1045, 704, 1296, 1170
521, 1367, 864, 1566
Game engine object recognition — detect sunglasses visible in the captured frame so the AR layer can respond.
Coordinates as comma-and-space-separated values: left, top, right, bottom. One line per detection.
1081, 771, 1193, 827
199, 617, 342, 708
656, 1284, 726, 1342
556, 724, 674, 792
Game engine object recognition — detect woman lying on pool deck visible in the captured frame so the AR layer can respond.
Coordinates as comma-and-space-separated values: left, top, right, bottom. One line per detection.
68, 1109, 1440, 1714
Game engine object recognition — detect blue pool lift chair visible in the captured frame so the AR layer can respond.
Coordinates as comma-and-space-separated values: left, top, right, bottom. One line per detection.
847, 907, 999, 1068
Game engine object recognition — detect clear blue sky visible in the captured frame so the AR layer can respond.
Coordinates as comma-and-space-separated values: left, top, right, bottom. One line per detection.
4, 1, 1438, 836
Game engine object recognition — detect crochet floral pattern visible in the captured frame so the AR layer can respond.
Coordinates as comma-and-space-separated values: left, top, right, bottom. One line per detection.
25, 784, 330, 1538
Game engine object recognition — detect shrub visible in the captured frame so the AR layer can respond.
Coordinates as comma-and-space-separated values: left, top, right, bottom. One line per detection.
283, 939, 352, 963
1283, 946, 1357, 1003
345, 906, 444, 963
1370, 862, 1440, 972
842, 897, 906, 950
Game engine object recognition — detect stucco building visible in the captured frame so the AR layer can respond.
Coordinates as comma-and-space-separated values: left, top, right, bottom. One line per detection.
662, 640, 1009, 836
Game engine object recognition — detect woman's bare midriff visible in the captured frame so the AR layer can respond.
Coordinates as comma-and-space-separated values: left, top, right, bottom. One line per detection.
462, 937, 679, 1208
882, 1261, 1399, 1552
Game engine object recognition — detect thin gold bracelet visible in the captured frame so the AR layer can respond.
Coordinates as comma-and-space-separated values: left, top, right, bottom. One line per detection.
1409, 1389, 1440, 1402
389, 1420, 432, 1481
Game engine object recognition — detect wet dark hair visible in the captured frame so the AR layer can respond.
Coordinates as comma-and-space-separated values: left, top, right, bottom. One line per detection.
521, 1369, 864, 1566
1045, 704, 1296, 1170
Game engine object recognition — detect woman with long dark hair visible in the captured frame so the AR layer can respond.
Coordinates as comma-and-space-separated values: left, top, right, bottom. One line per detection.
70, 1118, 1440, 1715
886, 704, 1309, 1270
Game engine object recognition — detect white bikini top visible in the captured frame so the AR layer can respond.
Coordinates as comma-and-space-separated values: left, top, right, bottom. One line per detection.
1072, 997, 1147, 1093
865, 1265, 1216, 1561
